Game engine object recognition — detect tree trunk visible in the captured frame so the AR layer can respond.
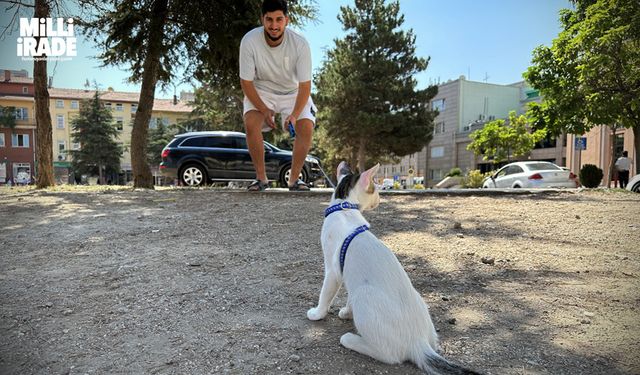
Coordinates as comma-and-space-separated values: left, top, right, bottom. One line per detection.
34, 0, 55, 189
634, 124, 640, 175
130, 0, 169, 189
356, 138, 366, 172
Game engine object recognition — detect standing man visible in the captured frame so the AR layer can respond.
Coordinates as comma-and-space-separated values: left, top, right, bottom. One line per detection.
615, 151, 633, 189
240, 0, 316, 191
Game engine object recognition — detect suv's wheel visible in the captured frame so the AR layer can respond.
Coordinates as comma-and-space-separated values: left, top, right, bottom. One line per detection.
632, 181, 640, 193
279, 166, 307, 187
180, 164, 207, 186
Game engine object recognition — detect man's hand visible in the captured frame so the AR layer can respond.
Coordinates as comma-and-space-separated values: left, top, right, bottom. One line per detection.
260, 107, 277, 129
284, 114, 297, 131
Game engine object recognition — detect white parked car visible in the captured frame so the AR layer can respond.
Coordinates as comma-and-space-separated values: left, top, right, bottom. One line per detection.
482, 161, 578, 189
381, 178, 394, 190
627, 174, 640, 192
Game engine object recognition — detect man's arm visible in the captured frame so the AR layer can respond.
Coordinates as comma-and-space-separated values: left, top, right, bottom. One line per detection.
241, 79, 276, 129
284, 80, 311, 127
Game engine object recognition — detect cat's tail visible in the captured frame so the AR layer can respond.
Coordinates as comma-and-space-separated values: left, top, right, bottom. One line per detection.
417, 347, 483, 375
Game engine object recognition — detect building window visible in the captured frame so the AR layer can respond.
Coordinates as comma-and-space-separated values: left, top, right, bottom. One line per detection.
115, 117, 124, 131
115, 103, 123, 112
15, 107, 28, 120
105, 102, 112, 110
131, 104, 138, 113
72, 142, 80, 150
0, 133, 4, 147
71, 100, 79, 109
429, 169, 445, 180
11, 133, 29, 148
56, 99, 64, 108
149, 118, 158, 129
431, 146, 444, 158
22, 86, 28, 94
431, 99, 445, 112
58, 140, 66, 154
56, 114, 65, 129
434, 122, 445, 134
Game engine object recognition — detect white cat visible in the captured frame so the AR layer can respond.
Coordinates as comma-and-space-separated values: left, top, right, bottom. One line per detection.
307, 162, 481, 375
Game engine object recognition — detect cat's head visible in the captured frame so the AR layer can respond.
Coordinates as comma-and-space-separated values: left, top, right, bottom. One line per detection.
333, 161, 380, 211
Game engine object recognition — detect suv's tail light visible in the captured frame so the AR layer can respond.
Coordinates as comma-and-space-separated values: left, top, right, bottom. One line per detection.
569, 172, 577, 179
161, 149, 170, 159
528, 173, 543, 180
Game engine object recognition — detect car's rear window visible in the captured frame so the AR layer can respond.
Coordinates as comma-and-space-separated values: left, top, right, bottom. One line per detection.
167, 138, 182, 147
526, 162, 561, 171
180, 137, 207, 147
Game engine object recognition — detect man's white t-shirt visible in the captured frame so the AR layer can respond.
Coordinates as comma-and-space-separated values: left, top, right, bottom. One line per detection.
615, 156, 632, 171
239, 27, 312, 95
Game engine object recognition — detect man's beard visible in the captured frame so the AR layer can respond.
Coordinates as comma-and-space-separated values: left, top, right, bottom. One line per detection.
265, 30, 283, 42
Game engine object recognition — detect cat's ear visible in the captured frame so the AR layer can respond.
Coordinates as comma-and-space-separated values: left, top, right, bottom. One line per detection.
336, 161, 349, 182
359, 163, 380, 192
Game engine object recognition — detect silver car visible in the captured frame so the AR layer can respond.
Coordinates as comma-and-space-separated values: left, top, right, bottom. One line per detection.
483, 161, 577, 189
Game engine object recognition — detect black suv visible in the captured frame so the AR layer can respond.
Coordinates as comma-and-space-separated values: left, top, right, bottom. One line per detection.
160, 131, 323, 187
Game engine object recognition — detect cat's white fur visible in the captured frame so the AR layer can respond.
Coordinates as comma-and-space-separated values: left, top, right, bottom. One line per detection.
308, 162, 476, 374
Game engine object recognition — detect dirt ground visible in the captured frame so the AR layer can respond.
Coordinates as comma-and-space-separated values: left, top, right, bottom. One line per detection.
0, 187, 639, 375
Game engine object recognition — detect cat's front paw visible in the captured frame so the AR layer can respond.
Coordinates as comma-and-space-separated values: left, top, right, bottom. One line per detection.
338, 306, 352, 320
307, 307, 327, 321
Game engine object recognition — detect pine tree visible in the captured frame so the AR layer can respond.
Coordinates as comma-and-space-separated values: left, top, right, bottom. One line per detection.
315, 0, 438, 172
147, 120, 175, 167
70, 91, 122, 184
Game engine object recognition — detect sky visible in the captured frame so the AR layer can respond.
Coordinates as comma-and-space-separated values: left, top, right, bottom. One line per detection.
0, 0, 572, 99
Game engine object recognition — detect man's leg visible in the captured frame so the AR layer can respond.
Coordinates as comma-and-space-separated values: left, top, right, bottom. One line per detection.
289, 119, 314, 187
244, 110, 268, 182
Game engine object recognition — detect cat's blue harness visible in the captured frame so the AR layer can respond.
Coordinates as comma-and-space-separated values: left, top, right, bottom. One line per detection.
324, 201, 360, 217
324, 201, 370, 273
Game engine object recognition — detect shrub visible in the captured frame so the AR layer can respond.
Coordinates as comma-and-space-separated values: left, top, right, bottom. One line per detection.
446, 167, 463, 177
393, 181, 401, 190
413, 183, 425, 190
579, 164, 603, 188
463, 169, 491, 188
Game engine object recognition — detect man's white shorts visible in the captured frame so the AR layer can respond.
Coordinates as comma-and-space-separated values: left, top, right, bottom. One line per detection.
243, 88, 317, 132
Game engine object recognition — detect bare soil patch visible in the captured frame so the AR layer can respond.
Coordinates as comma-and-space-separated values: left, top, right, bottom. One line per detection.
1, 187, 639, 374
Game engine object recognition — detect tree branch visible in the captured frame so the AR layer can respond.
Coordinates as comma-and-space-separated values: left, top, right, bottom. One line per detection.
0, 0, 34, 8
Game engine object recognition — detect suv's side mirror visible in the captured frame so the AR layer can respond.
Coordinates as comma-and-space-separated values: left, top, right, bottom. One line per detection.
264, 145, 272, 153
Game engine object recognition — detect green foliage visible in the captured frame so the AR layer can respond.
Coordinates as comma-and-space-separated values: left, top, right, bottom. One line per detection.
579, 164, 604, 188
462, 169, 491, 188
70, 91, 122, 177
413, 183, 425, 190
446, 167, 462, 177
177, 85, 244, 133
0, 106, 17, 131
467, 111, 547, 164
314, 0, 438, 172
524, 0, 640, 171
147, 121, 176, 167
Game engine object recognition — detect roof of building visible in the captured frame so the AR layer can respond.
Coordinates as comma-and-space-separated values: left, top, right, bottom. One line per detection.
0, 95, 35, 102
48, 88, 193, 113
1, 76, 34, 84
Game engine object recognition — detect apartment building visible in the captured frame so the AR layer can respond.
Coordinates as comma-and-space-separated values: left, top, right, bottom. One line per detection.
0, 68, 194, 184
0, 70, 36, 184
378, 76, 567, 187
49, 87, 192, 183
